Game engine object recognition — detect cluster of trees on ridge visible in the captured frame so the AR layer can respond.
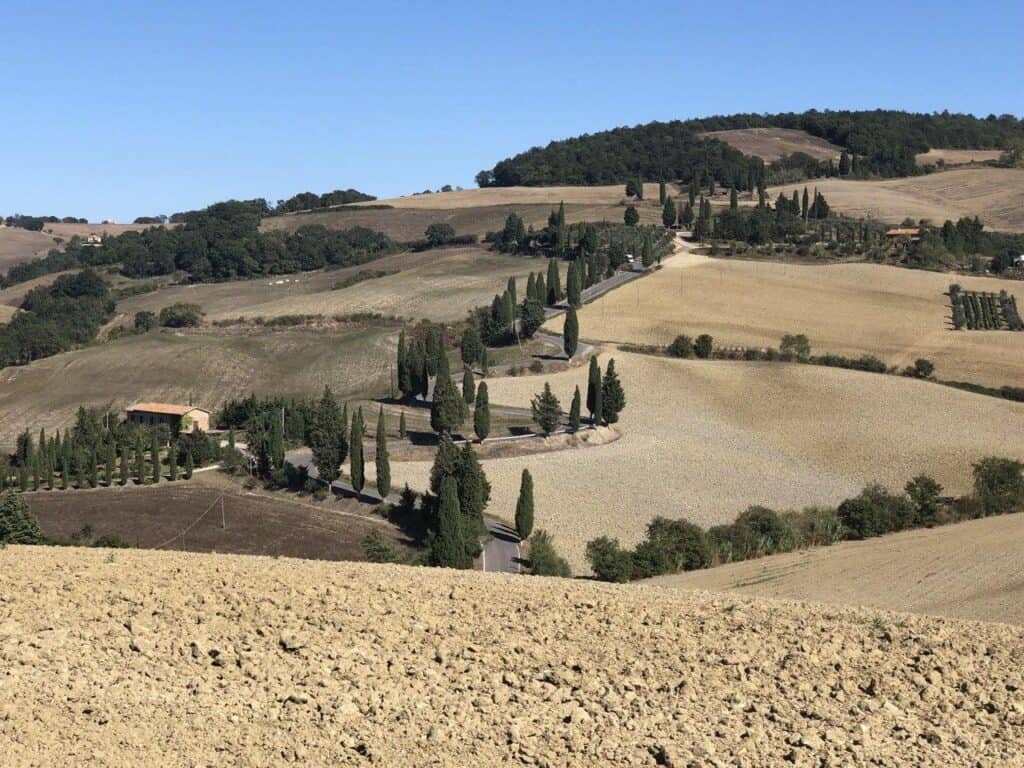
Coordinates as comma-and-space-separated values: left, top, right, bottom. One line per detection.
477, 110, 1024, 187
586, 457, 1024, 582
3, 214, 87, 230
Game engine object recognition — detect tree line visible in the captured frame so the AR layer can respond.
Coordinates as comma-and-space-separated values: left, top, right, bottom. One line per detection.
586, 456, 1024, 582
476, 110, 1024, 187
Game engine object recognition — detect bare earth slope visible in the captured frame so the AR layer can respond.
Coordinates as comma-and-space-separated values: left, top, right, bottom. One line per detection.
699, 128, 843, 163
769, 167, 1024, 232
650, 513, 1024, 624
391, 351, 1024, 572
548, 241, 1024, 387
1, 546, 1021, 767
0, 227, 56, 271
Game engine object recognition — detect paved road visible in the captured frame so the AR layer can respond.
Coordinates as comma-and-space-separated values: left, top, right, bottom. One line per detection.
483, 517, 522, 574
285, 447, 396, 503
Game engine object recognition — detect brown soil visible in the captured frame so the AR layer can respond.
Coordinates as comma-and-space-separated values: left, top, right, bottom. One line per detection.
24, 480, 411, 560
0, 227, 58, 271
0, 546, 1021, 766
698, 128, 844, 163
649, 512, 1024, 625
915, 149, 1004, 167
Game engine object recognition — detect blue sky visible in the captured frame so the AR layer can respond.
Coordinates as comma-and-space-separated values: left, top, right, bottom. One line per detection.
2, 1, 1022, 221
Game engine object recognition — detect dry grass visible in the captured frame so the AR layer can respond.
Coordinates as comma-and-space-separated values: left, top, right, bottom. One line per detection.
649, 513, 1024, 624
698, 128, 843, 163
0, 325, 395, 446
768, 167, 1024, 231
41, 221, 159, 238
117, 247, 564, 323
390, 351, 1024, 572
914, 148, 1004, 167
547, 239, 1024, 387
351, 183, 666, 209
0, 226, 58, 271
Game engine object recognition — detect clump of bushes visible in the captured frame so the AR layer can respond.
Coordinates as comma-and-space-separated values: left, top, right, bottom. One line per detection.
526, 529, 571, 577
586, 457, 1024, 582
158, 302, 203, 328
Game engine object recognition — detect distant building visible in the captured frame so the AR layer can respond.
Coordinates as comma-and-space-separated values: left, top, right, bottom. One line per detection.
1014, 254, 1024, 268
126, 403, 211, 433
82, 234, 102, 247
885, 227, 921, 241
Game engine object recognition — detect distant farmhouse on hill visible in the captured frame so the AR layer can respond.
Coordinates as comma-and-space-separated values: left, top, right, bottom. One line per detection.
126, 402, 210, 433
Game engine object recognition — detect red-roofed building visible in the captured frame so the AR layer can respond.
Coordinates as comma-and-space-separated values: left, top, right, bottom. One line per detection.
126, 403, 211, 433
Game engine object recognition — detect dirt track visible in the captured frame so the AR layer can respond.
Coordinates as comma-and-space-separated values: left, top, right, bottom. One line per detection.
1, 546, 1021, 766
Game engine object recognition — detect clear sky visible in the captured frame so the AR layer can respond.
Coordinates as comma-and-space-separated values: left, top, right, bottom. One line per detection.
3, 0, 1022, 221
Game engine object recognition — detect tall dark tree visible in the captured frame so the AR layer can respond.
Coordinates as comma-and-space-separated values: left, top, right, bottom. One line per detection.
105, 442, 116, 486
535, 272, 546, 308
658, 181, 667, 205
473, 382, 490, 442
566, 261, 582, 307
462, 366, 475, 405
601, 358, 625, 424
546, 259, 561, 305
641, 232, 654, 268
185, 452, 194, 480
506, 276, 517, 311
270, 412, 285, 472
430, 365, 466, 434
349, 410, 364, 497
624, 206, 639, 226
563, 306, 579, 358
729, 186, 738, 210
586, 357, 602, 424
801, 187, 809, 220
515, 469, 535, 540
681, 202, 694, 228
531, 383, 562, 436
569, 386, 581, 432
556, 201, 566, 228
431, 476, 471, 569
460, 326, 483, 367
150, 433, 161, 484
396, 330, 410, 398
310, 387, 345, 482
168, 442, 178, 481
458, 444, 490, 547
399, 410, 407, 439
662, 196, 676, 228
375, 407, 390, 497
839, 150, 851, 176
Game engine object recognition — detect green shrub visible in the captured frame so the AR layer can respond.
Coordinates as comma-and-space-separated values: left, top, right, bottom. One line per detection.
780, 507, 844, 547
837, 484, 915, 539
134, 311, 157, 331
527, 530, 572, 577
733, 506, 792, 555
972, 457, 1024, 516
362, 529, 402, 563
905, 475, 943, 526
585, 536, 634, 582
694, 334, 714, 359
158, 302, 203, 328
631, 516, 710, 578
666, 335, 694, 358
0, 492, 43, 544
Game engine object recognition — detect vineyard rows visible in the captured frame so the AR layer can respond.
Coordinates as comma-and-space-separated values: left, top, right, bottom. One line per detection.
949, 284, 1024, 331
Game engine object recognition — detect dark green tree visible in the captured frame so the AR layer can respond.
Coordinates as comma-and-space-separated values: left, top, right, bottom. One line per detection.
458, 444, 490, 548
531, 382, 562, 436
801, 187, 809, 220
473, 382, 490, 442
270, 413, 285, 472
168, 442, 178, 481
519, 297, 545, 339
586, 356, 603, 424
185, 451, 194, 480
681, 201, 694, 228
506, 276, 517, 311
119, 444, 129, 486
134, 440, 145, 484
88, 448, 99, 488
515, 469, 535, 539
624, 205, 639, 226
546, 258, 561, 305
0, 492, 43, 544
694, 334, 713, 359
349, 410, 364, 497
729, 186, 738, 209
569, 386, 581, 432
641, 232, 653, 268
396, 329, 410, 397
563, 306, 579, 358
151, 433, 161, 484
662, 196, 676, 227
658, 181, 667, 205
375, 407, 390, 497
905, 475, 943, 527
431, 476, 472, 569
566, 261, 582, 307
105, 442, 115, 486
601, 358, 625, 424
399, 410, 407, 439
460, 326, 483, 367
839, 151, 851, 175
310, 387, 344, 482
430, 365, 466, 434
462, 366, 475, 405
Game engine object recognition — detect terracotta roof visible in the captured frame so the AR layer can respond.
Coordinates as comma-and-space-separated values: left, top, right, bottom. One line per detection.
885, 227, 920, 237
127, 403, 209, 416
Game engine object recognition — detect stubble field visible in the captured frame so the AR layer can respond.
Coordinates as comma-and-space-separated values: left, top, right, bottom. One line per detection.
649, 512, 1024, 625
546, 240, 1024, 387
914, 148, 1004, 166
768, 167, 1024, 231
0, 226, 58, 271
390, 350, 1024, 572
697, 127, 843, 163
1, 545, 1021, 766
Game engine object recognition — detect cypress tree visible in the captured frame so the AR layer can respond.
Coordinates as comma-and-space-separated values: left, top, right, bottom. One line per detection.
635, 177, 644, 200
151, 433, 161, 484
642, 232, 653, 268
546, 258, 561, 305
586, 356, 602, 423
270, 414, 285, 471
662, 196, 676, 227
16, 463, 27, 492
801, 187, 809, 220
75, 452, 87, 490
349, 410, 364, 497
120, 444, 130, 486
526, 272, 536, 303
624, 205, 639, 226
688, 179, 697, 207
458, 444, 490, 548
729, 187, 738, 209
169, 442, 178, 481
228, 427, 236, 451
429, 434, 462, 498
0, 492, 43, 544
501, 291, 515, 334
462, 366, 475, 405
431, 364, 466, 434
399, 410, 407, 439
105, 442, 115, 486
30, 454, 40, 491
601, 358, 626, 424
514, 469, 534, 540
185, 452, 194, 480
62, 443, 72, 489
431, 476, 471, 569
535, 272, 546, 308
569, 386, 581, 432
658, 181, 667, 205
473, 382, 490, 442
425, 326, 441, 378
563, 306, 579, 358
135, 440, 145, 484
507, 276, 517, 310
567, 261, 582, 307
531, 382, 562, 436
375, 407, 390, 497
556, 200, 566, 228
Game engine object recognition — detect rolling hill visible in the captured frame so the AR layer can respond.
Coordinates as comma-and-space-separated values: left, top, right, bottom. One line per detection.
698, 127, 843, 163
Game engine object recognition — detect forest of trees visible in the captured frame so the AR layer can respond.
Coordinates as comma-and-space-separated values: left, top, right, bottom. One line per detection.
3, 214, 87, 230
269, 188, 376, 215
0, 269, 114, 367
477, 110, 1024, 187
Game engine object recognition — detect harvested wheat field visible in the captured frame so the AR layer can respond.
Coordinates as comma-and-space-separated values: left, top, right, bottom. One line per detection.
0, 305, 15, 323
391, 351, 1024, 572
651, 513, 1024, 625
42, 221, 162, 238
353, 183, 668, 209
0, 325, 394, 446
769, 167, 1024, 231
915, 148, 1004, 166
0, 226, 58, 271
698, 128, 843, 163
118, 247, 564, 324
1, 546, 1022, 767
548, 240, 1024, 387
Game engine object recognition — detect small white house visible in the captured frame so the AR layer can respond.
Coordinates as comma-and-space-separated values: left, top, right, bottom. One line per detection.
1014, 254, 1024, 267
